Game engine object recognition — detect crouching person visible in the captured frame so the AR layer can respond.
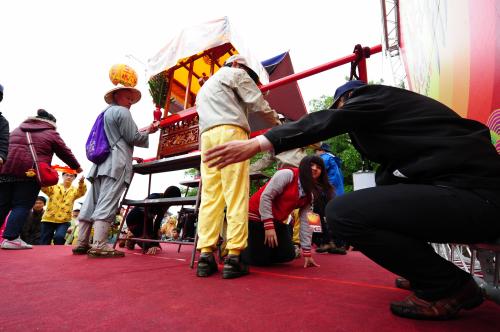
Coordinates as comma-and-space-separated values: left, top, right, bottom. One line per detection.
243, 156, 328, 268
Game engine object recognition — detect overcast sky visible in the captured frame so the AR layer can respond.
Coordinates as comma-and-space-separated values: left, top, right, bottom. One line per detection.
0, 0, 388, 205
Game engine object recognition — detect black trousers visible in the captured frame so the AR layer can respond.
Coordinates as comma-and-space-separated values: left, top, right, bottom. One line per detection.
327, 184, 500, 301
312, 193, 347, 248
242, 220, 295, 266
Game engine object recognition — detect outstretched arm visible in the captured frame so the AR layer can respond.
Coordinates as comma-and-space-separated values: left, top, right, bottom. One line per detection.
204, 108, 369, 169
204, 137, 263, 169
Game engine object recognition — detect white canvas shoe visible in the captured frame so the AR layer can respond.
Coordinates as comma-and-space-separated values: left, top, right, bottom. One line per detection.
1, 237, 33, 250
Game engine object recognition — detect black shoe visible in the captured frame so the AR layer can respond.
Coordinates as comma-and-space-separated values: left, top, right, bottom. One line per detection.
196, 253, 218, 277
222, 254, 249, 279
327, 247, 347, 255
395, 277, 412, 290
72, 245, 90, 255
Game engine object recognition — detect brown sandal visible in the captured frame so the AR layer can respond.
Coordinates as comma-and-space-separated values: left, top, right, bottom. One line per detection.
87, 248, 125, 258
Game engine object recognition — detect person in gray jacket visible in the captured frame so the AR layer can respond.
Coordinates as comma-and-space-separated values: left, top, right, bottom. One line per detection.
0, 83, 9, 168
73, 85, 159, 257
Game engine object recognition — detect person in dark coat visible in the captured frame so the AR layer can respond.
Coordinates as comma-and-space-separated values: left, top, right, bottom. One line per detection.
0, 83, 9, 168
125, 186, 181, 255
202, 81, 500, 320
0, 109, 82, 249
20, 196, 46, 245
313, 142, 347, 254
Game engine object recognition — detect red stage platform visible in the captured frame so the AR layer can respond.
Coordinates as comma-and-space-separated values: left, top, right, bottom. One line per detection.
1, 245, 499, 331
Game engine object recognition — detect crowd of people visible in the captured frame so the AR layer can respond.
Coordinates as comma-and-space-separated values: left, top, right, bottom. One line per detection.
1, 52, 499, 321
0, 81, 195, 253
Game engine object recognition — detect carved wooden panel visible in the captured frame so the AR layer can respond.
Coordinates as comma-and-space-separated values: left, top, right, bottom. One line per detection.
157, 114, 199, 159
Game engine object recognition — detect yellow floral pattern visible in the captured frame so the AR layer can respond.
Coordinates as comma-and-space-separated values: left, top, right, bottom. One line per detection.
41, 182, 87, 223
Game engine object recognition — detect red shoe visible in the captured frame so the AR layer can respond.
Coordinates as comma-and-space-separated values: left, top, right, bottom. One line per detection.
395, 277, 412, 290
390, 279, 485, 320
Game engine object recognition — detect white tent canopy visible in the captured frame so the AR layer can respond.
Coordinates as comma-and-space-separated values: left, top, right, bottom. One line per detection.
147, 16, 269, 85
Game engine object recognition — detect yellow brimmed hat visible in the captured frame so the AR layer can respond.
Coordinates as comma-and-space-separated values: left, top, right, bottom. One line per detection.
104, 86, 141, 104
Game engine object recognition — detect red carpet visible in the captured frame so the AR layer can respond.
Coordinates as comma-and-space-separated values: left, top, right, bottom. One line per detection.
0, 245, 499, 331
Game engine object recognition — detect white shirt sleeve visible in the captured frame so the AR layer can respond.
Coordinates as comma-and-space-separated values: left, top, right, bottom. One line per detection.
255, 135, 274, 152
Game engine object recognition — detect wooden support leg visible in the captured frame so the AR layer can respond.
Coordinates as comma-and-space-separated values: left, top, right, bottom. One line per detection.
112, 175, 134, 249
190, 179, 202, 268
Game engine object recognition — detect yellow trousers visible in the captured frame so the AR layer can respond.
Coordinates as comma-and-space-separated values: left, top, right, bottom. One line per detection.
197, 125, 249, 252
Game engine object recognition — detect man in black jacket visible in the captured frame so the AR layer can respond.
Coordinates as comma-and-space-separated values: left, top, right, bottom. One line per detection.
0, 83, 9, 168
202, 81, 500, 320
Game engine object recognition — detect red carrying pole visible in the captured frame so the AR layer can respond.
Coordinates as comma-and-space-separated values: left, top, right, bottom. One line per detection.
259, 44, 382, 92
358, 57, 368, 82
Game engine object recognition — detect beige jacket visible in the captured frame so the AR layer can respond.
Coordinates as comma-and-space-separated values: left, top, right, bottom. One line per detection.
195, 67, 279, 134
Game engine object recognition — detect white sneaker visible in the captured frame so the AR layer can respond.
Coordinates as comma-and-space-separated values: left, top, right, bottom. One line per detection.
1, 237, 33, 250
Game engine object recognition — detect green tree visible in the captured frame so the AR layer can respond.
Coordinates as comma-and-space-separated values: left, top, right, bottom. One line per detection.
249, 152, 277, 195
183, 168, 199, 196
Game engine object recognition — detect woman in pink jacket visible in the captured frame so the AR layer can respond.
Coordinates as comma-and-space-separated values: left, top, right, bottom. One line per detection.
0, 109, 82, 249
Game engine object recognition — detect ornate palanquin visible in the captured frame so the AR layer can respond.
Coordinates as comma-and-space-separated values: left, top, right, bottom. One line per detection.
147, 17, 274, 159
150, 41, 237, 158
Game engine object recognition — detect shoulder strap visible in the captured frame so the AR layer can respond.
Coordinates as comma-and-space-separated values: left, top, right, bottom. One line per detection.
102, 106, 122, 150
25, 131, 43, 180
25, 131, 39, 163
